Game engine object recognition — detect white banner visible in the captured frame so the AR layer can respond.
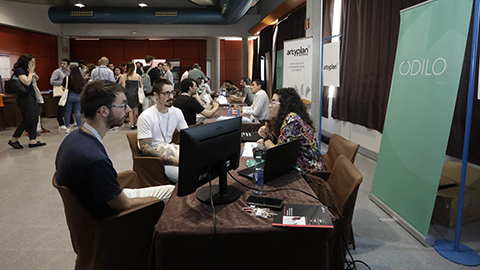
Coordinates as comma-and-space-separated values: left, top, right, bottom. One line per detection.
283, 37, 313, 104
323, 42, 340, 87
0, 55, 11, 79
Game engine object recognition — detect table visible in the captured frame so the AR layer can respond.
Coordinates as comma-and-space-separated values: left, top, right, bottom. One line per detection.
204, 106, 261, 133
149, 167, 334, 270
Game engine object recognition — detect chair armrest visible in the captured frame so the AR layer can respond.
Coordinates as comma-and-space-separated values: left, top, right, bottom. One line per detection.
132, 156, 170, 186
308, 170, 332, 181
96, 200, 165, 269
117, 170, 140, 189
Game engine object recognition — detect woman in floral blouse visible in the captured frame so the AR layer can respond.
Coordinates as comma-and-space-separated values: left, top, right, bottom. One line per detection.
257, 87, 325, 173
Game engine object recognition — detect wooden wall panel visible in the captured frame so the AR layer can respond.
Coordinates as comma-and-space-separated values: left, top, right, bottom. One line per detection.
0, 25, 57, 91
70, 40, 100, 64
224, 41, 242, 60
173, 40, 200, 60
149, 40, 174, 60
124, 40, 149, 61
99, 39, 125, 65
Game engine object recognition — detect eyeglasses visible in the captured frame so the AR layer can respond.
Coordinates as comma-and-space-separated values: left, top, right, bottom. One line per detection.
271, 101, 281, 105
107, 104, 128, 110
159, 90, 176, 96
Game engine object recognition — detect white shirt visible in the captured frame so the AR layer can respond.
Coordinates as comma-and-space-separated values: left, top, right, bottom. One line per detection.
242, 90, 270, 121
165, 70, 174, 85
91, 65, 115, 82
137, 105, 188, 149
180, 70, 189, 82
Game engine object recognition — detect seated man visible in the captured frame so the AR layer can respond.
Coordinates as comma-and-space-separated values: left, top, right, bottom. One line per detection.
230, 77, 254, 106
217, 80, 239, 96
137, 79, 188, 182
174, 78, 219, 126
55, 80, 174, 220
242, 79, 270, 121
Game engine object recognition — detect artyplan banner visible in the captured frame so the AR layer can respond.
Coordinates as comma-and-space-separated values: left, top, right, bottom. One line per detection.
0, 55, 10, 79
323, 42, 340, 87
283, 37, 313, 106
371, 0, 472, 238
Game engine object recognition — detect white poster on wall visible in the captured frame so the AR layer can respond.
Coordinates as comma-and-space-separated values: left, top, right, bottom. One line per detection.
323, 42, 340, 87
283, 37, 313, 105
0, 55, 11, 79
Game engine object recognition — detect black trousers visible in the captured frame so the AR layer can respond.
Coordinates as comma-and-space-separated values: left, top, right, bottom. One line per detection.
13, 94, 38, 140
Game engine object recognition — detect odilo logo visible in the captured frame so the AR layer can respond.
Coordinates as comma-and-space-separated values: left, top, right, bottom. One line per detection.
399, 58, 447, 76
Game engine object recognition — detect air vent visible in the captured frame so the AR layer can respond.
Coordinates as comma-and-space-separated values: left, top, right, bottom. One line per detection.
155, 11, 177, 17
70, 10, 93, 17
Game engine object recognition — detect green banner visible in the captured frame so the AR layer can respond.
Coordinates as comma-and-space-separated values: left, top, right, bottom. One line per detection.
371, 0, 473, 237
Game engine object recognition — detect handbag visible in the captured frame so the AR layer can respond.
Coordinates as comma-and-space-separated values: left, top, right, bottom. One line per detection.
138, 81, 145, 105
5, 75, 29, 95
58, 76, 69, 106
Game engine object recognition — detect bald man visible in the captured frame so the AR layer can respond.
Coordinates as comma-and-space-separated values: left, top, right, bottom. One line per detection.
91, 56, 115, 82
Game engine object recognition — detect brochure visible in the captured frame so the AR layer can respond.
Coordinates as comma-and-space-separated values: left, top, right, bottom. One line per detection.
272, 204, 334, 228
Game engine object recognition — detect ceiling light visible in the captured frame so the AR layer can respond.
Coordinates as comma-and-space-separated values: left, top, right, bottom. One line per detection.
74, 0, 85, 8
138, 2, 148, 8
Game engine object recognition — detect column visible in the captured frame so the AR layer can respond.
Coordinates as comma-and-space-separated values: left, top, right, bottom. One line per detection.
207, 37, 221, 92
57, 36, 70, 61
306, 0, 322, 136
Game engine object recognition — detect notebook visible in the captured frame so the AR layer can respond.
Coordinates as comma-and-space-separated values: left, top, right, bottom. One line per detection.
237, 139, 301, 183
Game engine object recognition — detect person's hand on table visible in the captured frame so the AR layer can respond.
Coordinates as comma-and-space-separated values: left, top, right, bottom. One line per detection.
258, 123, 269, 138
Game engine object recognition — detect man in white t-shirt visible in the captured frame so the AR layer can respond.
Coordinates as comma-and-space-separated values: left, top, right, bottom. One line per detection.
242, 79, 270, 121
137, 79, 188, 182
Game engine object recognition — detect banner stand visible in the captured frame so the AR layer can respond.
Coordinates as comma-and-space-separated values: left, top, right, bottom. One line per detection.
320, 34, 342, 151
434, 0, 480, 266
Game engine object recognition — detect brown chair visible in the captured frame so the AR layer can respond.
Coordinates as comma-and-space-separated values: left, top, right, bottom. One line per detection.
310, 133, 360, 181
53, 171, 165, 270
171, 122, 203, 145
306, 155, 363, 269
126, 132, 171, 186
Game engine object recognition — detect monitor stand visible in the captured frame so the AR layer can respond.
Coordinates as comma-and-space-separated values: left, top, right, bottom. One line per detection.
196, 161, 241, 205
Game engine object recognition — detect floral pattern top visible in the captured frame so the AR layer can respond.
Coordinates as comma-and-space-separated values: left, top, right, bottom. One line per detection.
277, 112, 326, 173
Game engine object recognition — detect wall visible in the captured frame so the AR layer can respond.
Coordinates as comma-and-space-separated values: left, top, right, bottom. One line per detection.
0, 25, 58, 91
70, 39, 207, 76
220, 40, 243, 88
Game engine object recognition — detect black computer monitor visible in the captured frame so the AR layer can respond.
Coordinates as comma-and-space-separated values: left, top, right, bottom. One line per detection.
177, 117, 242, 204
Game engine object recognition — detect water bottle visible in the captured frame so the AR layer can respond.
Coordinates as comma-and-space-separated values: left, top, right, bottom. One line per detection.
228, 104, 232, 116
253, 165, 264, 194
237, 106, 241, 116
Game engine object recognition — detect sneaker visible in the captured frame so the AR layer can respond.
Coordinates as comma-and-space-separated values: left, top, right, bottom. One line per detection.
8, 140, 23, 149
65, 128, 71, 134
41, 128, 51, 133
59, 125, 67, 130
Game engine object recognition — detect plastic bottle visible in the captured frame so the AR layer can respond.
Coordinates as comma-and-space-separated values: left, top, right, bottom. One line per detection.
232, 105, 237, 116
237, 106, 241, 116
253, 165, 264, 194
228, 104, 232, 116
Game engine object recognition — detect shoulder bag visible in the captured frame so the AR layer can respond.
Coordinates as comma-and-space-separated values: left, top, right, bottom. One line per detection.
58, 76, 69, 106
5, 75, 29, 95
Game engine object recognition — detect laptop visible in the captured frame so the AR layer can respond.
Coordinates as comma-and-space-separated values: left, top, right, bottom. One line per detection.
237, 139, 301, 183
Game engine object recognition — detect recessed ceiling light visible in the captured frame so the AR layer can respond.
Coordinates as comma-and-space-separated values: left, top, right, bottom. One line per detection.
138, 2, 148, 8
74, 0, 85, 8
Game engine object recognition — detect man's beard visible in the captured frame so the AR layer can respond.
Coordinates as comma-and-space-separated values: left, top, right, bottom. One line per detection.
107, 113, 125, 128
165, 98, 174, 107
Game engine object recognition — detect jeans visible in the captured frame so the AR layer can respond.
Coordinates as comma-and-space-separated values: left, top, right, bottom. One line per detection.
64, 92, 82, 128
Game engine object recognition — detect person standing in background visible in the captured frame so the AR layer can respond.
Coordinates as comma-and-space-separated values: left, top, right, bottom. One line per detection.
78, 60, 87, 78
180, 65, 192, 82
91, 57, 115, 82
113, 66, 122, 84
62, 65, 85, 134
119, 62, 142, 129
163, 62, 174, 86
8, 54, 46, 149
50, 58, 70, 130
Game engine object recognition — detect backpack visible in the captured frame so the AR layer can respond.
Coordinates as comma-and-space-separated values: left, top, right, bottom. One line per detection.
141, 66, 155, 93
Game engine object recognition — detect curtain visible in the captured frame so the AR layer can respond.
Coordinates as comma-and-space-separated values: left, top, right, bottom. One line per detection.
332, 0, 424, 132
447, 7, 480, 165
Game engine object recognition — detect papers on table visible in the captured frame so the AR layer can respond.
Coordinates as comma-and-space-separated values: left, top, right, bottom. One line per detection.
242, 142, 257, 158
217, 96, 228, 105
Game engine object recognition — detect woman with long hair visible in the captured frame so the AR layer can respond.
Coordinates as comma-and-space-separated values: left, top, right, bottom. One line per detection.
257, 87, 325, 172
62, 65, 85, 133
8, 54, 46, 149
119, 62, 142, 129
